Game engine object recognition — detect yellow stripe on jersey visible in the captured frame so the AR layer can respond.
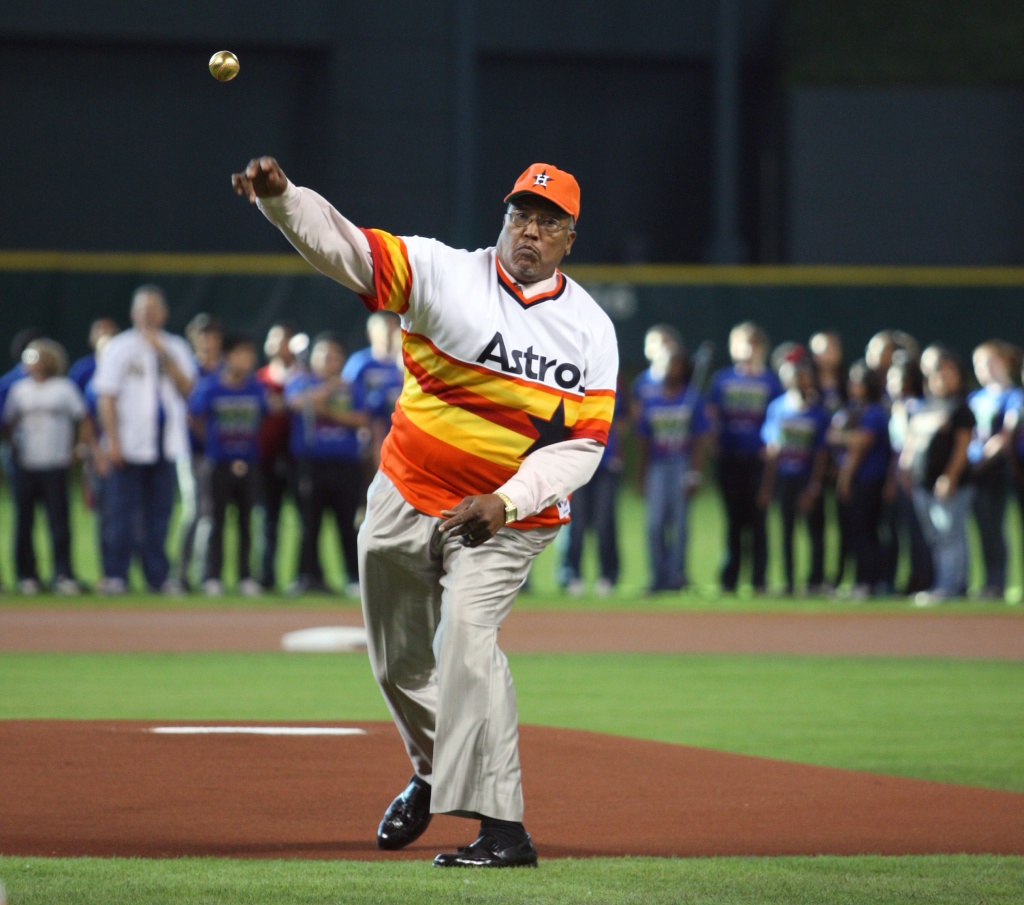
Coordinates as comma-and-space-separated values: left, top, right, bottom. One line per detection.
396, 362, 580, 468
360, 228, 412, 314
575, 390, 616, 435
402, 332, 578, 417
358, 226, 616, 525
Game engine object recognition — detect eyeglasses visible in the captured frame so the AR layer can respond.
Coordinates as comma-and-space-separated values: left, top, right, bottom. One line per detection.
505, 208, 571, 236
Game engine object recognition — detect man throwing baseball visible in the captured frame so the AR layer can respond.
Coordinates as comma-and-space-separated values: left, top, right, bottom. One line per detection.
233, 157, 618, 867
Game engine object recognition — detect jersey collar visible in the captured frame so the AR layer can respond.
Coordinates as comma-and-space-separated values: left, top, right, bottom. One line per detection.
496, 258, 567, 309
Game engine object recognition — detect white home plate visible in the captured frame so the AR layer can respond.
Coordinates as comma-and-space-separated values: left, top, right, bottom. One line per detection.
150, 726, 366, 736
280, 626, 368, 652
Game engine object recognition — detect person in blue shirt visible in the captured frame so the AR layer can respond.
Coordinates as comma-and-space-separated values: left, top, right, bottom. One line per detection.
966, 340, 1018, 600
342, 311, 404, 479
285, 332, 370, 596
706, 322, 782, 593
808, 330, 846, 417
636, 348, 710, 593
629, 324, 682, 422
758, 351, 831, 595
67, 318, 120, 394
826, 360, 892, 599
189, 334, 267, 596
176, 313, 225, 590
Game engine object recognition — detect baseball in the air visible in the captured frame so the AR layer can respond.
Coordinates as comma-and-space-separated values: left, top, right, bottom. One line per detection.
209, 50, 240, 82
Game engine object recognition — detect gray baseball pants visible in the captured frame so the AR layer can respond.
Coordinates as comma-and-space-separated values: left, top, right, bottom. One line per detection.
357, 471, 558, 821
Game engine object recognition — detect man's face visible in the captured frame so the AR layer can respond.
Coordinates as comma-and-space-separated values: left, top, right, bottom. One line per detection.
495, 196, 576, 284
131, 293, 167, 331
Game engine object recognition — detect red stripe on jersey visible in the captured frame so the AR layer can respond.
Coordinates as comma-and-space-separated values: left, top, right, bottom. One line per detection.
358, 228, 412, 315
404, 331, 581, 405
570, 418, 612, 444
379, 405, 566, 527
403, 353, 538, 438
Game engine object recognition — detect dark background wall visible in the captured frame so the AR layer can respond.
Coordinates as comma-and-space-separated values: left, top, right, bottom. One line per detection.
2, 0, 1024, 372
785, 88, 1024, 265
0, 0, 776, 259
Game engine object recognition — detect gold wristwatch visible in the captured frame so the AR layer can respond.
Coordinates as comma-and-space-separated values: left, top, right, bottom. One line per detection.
494, 492, 518, 525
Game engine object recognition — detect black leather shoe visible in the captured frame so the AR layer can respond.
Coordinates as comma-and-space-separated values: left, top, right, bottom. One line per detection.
377, 776, 432, 850
433, 832, 538, 868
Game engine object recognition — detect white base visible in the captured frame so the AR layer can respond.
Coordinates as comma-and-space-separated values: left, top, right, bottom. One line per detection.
280, 625, 369, 652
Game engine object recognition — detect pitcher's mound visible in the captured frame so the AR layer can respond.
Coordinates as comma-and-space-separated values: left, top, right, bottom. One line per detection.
2, 721, 1022, 860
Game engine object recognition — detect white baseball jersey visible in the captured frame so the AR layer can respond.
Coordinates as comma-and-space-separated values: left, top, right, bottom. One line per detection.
357, 229, 618, 527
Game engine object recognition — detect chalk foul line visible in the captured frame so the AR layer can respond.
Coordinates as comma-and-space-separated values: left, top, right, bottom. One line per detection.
149, 726, 367, 737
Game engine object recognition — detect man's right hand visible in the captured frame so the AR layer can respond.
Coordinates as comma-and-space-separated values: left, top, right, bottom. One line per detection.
232, 156, 288, 203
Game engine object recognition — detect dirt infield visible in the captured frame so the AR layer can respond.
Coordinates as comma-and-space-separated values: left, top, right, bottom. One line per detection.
2, 606, 1023, 658
3, 720, 1023, 860
2, 606, 1022, 861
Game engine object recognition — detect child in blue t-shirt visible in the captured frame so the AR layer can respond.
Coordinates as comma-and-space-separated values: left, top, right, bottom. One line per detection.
966, 340, 1017, 599
636, 348, 709, 593
826, 359, 892, 598
341, 311, 404, 472
285, 333, 370, 596
706, 322, 782, 592
189, 334, 267, 596
759, 353, 830, 595
629, 324, 682, 419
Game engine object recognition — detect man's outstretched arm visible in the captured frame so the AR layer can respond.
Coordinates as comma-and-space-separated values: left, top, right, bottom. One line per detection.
232, 156, 374, 296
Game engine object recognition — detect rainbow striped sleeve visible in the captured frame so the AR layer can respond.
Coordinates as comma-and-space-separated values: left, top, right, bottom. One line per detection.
570, 388, 615, 444
358, 228, 413, 315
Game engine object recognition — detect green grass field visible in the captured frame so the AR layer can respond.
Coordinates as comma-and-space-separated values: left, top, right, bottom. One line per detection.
1, 854, 1021, 905
2, 482, 1023, 903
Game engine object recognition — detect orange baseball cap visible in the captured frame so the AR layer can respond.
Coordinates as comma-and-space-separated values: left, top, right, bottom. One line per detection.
504, 163, 580, 222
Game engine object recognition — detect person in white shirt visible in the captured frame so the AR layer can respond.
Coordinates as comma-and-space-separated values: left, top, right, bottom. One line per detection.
233, 157, 618, 868
3, 338, 93, 594
92, 285, 197, 594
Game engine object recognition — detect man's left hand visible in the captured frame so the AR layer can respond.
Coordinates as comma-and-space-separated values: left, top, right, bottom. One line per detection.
439, 495, 507, 547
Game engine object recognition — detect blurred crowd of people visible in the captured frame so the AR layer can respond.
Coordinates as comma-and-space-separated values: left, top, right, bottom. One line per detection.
3, 287, 1022, 605
561, 321, 1024, 605
0, 284, 402, 596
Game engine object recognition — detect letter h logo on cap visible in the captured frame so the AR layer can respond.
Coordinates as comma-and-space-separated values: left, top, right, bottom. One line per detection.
504, 163, 581, 222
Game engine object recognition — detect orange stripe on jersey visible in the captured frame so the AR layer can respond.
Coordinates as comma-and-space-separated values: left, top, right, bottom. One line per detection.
396, 372, 573, 469
570, 391, 615, 444
379, 405, 566, 527
397, 340, 587, 462
404, 353, 538, 439
358, 228, 412, 315
402, 331, 582, 427
571, 420, 612, 443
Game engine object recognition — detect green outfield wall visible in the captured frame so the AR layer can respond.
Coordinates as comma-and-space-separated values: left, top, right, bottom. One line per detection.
2, 254, 1024, 372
